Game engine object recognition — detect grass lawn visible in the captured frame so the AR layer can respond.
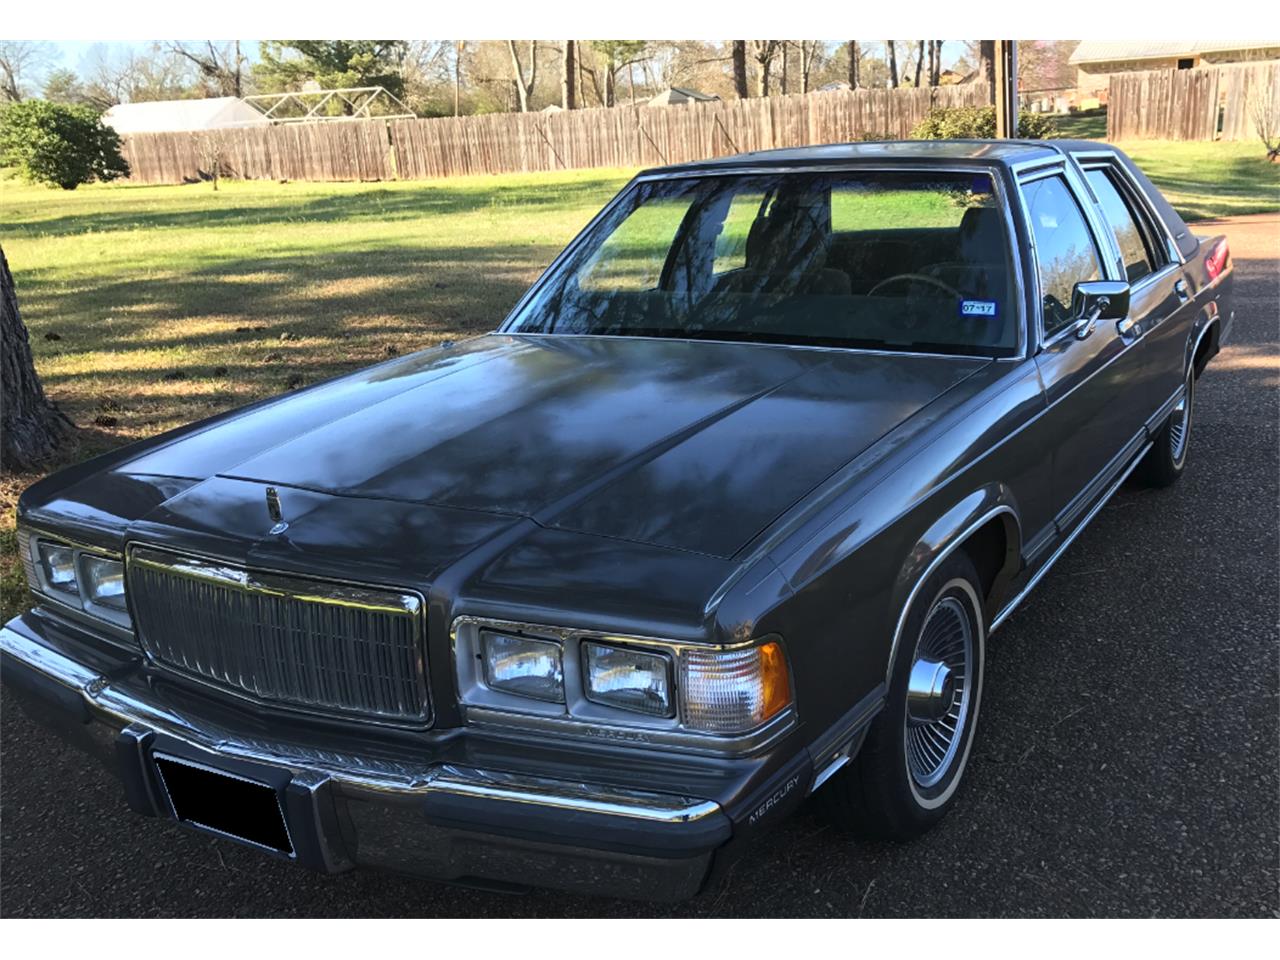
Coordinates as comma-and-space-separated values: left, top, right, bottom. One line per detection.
1, 140, 1276, 619
1052, 108, 1108, 140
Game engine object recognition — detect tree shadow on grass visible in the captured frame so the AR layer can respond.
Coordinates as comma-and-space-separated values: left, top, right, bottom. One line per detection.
20, 238, 557, 441
6, 174, 630, 240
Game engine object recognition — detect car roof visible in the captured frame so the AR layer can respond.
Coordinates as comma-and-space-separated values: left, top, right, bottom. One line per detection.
641, 139, 1107, 177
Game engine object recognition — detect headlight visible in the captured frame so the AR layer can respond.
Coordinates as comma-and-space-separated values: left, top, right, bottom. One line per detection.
36, 540, 79, 598
582, 642, 674, 717
680, 640, 792, 734
79, 555, 130, 625
20, 528, 131, 630
454, 618, 795, 753
481, 631, 565, 702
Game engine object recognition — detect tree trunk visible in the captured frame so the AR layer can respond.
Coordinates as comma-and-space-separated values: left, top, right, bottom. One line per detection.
930, 40, 942, 86
562, 40, 576, 109
1, 244, 75, 474
780, 42, 789, 95
979, 40, 996, 95
915, 40, 926, 87
886, 41, 899, 88
848, 41, 859, 89
508, 40, 538, 112
731, 41, 749, 98
454, 41, 464, 116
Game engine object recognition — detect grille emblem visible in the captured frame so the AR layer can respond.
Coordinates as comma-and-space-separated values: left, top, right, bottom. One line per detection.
265, 486, 288, 535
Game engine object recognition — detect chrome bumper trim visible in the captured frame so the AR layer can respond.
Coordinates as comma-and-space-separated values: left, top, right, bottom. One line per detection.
0, 622, 721, 826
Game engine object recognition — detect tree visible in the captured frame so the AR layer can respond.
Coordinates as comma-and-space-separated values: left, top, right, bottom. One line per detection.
0, 41, 56, 104
591, 41, 648, 107
1, 244, 75, 473
255, 41, 408, 99
930, 41, 943, 87
455, 41, 465, 116
979, 40, 996, 91
794, 41, 822, 95
167, 41, 247, 97
507, 40, 538, 112
914, 40, 926, 87
80, 43, 195, 109
847, 41, 860, 89
562, 40, 577, 109
1248, 86, 1280, 161
751, 40, 782, 97
193, 129, 229, 190
0, 100, 130, 190
41, 68, 91, 106
731, 41, 749, 98
885, 41, 899, 88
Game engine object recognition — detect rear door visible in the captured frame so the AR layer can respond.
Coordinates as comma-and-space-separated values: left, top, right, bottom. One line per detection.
1074, 155, 1189, 420
1017, 163, 1148, 535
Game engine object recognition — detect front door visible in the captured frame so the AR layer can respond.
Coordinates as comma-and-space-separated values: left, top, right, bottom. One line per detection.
1020, 168, 1148, 534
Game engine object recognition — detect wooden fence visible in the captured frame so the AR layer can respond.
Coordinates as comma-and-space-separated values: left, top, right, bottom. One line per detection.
119, 82, 991, 185
1107, 63, 1280, 140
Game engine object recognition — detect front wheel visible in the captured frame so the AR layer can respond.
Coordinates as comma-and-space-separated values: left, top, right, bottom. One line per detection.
1139, 364, 1195, 488
815, 551, 986, 840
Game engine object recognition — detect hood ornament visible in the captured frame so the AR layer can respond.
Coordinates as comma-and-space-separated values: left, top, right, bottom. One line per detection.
266, 486, 289, 535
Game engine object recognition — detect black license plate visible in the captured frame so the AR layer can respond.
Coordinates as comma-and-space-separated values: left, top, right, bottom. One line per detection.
154, 754, 293, 855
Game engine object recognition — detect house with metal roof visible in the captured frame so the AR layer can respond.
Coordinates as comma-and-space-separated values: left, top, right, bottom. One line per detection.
1070, 41, 1280, 95
647, 87, 719, 107
102, 97, 270, 134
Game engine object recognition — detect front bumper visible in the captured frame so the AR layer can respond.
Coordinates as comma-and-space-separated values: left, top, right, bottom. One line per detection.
0, 612, 768, 901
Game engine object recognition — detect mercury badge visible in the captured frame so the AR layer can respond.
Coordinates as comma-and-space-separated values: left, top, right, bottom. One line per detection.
265, 486, 289, 535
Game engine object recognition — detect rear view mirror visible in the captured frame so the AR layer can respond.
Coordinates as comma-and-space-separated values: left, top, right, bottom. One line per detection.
1072, 280, 1130, 322
1070, 280, 1130, 340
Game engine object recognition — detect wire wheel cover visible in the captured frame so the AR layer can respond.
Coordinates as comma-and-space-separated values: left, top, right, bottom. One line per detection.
904, 595, 974, 789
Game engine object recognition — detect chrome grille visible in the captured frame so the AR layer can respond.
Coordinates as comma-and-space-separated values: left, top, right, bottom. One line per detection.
127, 547, 428, 724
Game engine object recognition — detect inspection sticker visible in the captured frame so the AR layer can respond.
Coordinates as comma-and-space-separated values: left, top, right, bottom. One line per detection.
961, 300, 998, 317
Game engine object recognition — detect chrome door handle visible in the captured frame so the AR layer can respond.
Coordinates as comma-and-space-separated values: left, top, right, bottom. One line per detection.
1174, 279, 1190, 301
1117, 316, 1138, 338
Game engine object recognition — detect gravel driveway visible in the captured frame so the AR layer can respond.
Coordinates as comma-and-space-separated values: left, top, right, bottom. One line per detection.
2, 215, 1276, 918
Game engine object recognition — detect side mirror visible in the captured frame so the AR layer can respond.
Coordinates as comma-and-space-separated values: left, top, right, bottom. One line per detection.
1071, 280, 1131, 339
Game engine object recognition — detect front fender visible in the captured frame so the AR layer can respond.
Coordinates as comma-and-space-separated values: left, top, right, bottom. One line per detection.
882, 486, 1022, 683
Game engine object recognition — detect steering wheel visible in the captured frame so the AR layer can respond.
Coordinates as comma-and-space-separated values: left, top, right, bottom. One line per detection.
868, 273, 963, 300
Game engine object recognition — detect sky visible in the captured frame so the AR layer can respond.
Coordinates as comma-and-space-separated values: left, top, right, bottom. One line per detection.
43, 39, 963, 75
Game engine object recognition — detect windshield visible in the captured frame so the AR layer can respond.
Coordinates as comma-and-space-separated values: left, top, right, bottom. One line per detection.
506, 169, 1018, 357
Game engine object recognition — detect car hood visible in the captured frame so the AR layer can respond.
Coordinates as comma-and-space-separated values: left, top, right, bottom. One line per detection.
121, 334, 987, 559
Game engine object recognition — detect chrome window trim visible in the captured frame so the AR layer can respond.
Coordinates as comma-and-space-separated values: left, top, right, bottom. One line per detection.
1015, 165, 1117, 351
126, 544, 431, 730
507, 331, 1000, 363
451, 615, 797, 757
1076, 160, 1175, 282
499, 162, 1029, 361
1069, 151, 1185, 266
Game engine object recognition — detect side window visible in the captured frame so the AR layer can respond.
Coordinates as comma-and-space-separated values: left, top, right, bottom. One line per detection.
1085, 167, 1158, 283
1022, 175, 1103, 337
577, 197, 693, 292
713, 192, 769, 275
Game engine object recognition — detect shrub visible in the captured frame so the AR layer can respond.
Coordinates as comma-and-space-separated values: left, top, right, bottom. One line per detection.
911, 105, 1057, 141
0, 100, 130, 190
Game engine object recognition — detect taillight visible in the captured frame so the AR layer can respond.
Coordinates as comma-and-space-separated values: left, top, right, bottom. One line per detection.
1205, 238, 1230, 280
